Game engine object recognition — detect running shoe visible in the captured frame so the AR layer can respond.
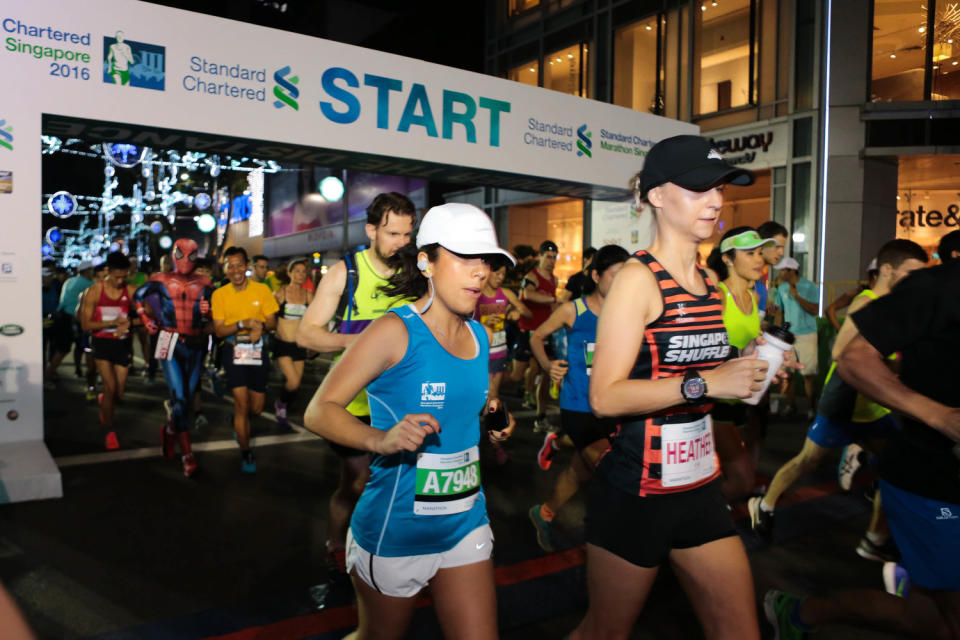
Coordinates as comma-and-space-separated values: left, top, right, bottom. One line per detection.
241, 450, 257, 474
522, 391, 536, 410
763, 590, 809, 640
193, 413, 208, 430
181, 453, 198, 478
533, 415, 554, 434
161, 425, 176, 459
549, 380, 560, 400
528, 504, 556, 553
747, 496, 775, 541
856, 536, 899, 563
309, 549, 353, 610
104, 430, 119, 451
882, 562, 911, 598
537, 432, 559, 471
837, 443, 864, 491
493, 443, 510, 466
85, 387, 97, 402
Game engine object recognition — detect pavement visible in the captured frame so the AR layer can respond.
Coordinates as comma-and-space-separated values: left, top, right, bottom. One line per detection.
0, 350, 915, 639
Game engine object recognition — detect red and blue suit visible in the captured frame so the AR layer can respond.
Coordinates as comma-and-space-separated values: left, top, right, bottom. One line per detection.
134, 239, 212, 476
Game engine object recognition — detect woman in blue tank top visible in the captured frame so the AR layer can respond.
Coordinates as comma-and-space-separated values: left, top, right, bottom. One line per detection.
304, 203, 516, 640
526, 244, 629, 553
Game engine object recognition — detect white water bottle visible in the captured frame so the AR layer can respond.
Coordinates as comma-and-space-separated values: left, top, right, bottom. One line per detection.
743, 323, 795, 406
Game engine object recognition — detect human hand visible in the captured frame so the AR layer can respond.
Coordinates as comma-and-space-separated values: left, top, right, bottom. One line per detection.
485, 398, 515, 444
199, 296, 210, 315
375, 413, 441, 455
549, 359, 569, 382
702, 353, 769, 400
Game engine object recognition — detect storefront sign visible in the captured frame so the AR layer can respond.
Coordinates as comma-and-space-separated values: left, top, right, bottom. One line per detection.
896, 191, 960, 252
591, 200, 656, 254
706, 120, 788, 170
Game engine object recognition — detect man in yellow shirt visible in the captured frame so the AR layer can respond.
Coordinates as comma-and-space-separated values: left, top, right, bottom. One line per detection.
211, 246, 279, 473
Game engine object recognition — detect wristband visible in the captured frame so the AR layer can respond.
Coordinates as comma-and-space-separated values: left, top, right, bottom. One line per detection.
238, 319, 244, 330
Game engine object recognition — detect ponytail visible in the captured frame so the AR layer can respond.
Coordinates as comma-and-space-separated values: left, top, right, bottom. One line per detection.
380, 242, 439, 300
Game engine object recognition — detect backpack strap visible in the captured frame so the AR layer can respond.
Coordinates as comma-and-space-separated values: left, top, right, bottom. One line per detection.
333, 251, 360, 332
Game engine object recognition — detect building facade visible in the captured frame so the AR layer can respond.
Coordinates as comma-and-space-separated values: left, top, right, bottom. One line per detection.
483, 0, 960, 299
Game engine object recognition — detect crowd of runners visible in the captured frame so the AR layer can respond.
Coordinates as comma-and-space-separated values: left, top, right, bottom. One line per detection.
35, 135, 960, 640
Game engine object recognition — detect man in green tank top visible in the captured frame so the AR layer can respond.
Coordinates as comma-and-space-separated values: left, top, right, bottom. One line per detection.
296, 192, 416, 607
748, 240, 928, 563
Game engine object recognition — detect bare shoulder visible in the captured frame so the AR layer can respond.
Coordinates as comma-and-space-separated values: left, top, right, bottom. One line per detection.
316, 260, 347, 297
610, 259, 662, 323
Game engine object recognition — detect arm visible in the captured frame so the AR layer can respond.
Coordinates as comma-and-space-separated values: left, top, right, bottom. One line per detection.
830, 294, 870, 361
79, 283, 117, 332
826, 290, 855, 332
589, 261, 767, 418
521, 273, 555, 304
303, 314, 440, 453
295, 260, 355, 352
530, 303, 575, 380
790, 282, 820, 316
502, 288, 532, 318
839, 333, 960, 442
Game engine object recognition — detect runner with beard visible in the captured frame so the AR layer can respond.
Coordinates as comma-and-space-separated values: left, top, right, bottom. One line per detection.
296, 192, 416, 607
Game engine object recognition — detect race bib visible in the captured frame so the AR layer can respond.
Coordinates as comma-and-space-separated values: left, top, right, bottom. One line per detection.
100, 306, 125, 334
154, 329, 179, 361
233, 338, 263, 366
414, 446, 481, 515
583, 342, 595, 376
660, 416, 716, 488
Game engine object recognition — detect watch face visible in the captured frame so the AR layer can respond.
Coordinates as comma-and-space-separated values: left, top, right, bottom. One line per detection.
683, 377, 705, 399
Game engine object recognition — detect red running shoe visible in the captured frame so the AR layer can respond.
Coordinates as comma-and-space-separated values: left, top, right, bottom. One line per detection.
537, 432, 559, 470
181, 453, 198, 478
161, 425, 176, 459
105, 430, 119, 450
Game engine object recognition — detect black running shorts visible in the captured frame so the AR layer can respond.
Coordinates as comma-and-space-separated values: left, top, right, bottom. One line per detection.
221, 343, 270, 393
560, 409, 616, 452
91, 336, 133, 368
585, 474, 736, 567
274, 337, 307, 362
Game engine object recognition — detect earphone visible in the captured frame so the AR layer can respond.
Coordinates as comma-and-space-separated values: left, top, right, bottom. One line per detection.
417, 258, 430, 274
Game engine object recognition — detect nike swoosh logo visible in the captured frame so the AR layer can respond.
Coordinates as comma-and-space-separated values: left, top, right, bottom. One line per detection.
476, 542, 486, 550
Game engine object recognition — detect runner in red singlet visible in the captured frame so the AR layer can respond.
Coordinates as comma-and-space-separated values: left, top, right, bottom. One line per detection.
80, 251, 138, 450
570, 136, 796, 640
514, 240, 558, 429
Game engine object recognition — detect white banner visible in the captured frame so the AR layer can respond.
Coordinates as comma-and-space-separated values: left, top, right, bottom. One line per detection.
0, 0, 697, 501
591, 200, 656, 254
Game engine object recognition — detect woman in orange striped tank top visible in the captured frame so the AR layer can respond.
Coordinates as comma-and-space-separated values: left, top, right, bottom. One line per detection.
570, 136, 796, 640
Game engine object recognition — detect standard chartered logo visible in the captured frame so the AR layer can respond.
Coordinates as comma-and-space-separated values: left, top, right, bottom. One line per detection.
576, 124, 592, 158
273, 66, 299, 110
0, 120, 12, 151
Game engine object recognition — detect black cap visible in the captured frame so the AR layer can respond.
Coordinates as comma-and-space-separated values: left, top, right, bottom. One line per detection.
539, 240, 558, 254
639, 135, 755, 201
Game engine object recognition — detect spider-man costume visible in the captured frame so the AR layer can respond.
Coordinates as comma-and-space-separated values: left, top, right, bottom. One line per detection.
134, 238, 212, 477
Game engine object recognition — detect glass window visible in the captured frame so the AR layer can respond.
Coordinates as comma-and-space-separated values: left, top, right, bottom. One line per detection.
613, 16, 661, 114
793, 117, 813, 157
791, 162, 812, 274
871, 0, 927, 101
544, 44, 592, 98
932, 4, 960, 100
794, 0, 815, 110
695, 0, 754, 115
509, 0, 539, 17
508, 60, 539, 87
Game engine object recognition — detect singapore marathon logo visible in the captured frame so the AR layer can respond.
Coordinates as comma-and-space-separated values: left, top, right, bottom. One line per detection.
273, 65, 299, 110
576, 124, 592, 158
0, 119, 12, 151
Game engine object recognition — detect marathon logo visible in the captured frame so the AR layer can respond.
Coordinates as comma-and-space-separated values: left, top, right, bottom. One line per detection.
663, 331, 730, 364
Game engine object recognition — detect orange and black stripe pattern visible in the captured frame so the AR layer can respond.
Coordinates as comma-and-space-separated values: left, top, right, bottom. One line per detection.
599, 250, 730, 497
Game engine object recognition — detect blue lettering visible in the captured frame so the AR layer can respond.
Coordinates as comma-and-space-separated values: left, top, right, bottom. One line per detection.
479, 97, 510, 147
319, 67, 361, 124
189, 56, 201, 72
363, 73, 403, 130
442, 90, 476, 143
397, 83, 438, 137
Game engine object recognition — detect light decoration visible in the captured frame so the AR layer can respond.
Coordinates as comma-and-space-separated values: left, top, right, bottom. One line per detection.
47, 191, 78, 218
248, 167, 265, 238
319, 175, 345, 202
158, 235, 173, 250
197, 213, 217, 233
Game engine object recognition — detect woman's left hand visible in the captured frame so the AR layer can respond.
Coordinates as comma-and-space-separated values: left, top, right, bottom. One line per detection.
485, 397, 516, 444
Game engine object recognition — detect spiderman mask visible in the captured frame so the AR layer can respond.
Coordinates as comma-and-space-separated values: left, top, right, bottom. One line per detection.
173, 238, 198, 275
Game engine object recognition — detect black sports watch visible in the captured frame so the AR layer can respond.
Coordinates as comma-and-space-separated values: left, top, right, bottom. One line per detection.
681, 369, 708, 403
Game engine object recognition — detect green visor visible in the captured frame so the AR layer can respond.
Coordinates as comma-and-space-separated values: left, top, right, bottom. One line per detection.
719, 230, 776, 253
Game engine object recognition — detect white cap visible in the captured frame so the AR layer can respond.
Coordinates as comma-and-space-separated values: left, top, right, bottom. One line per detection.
77, 260, 94, 271
416, 203, 515, 265
867, 258, 878, 271
775, 256, 800, 271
